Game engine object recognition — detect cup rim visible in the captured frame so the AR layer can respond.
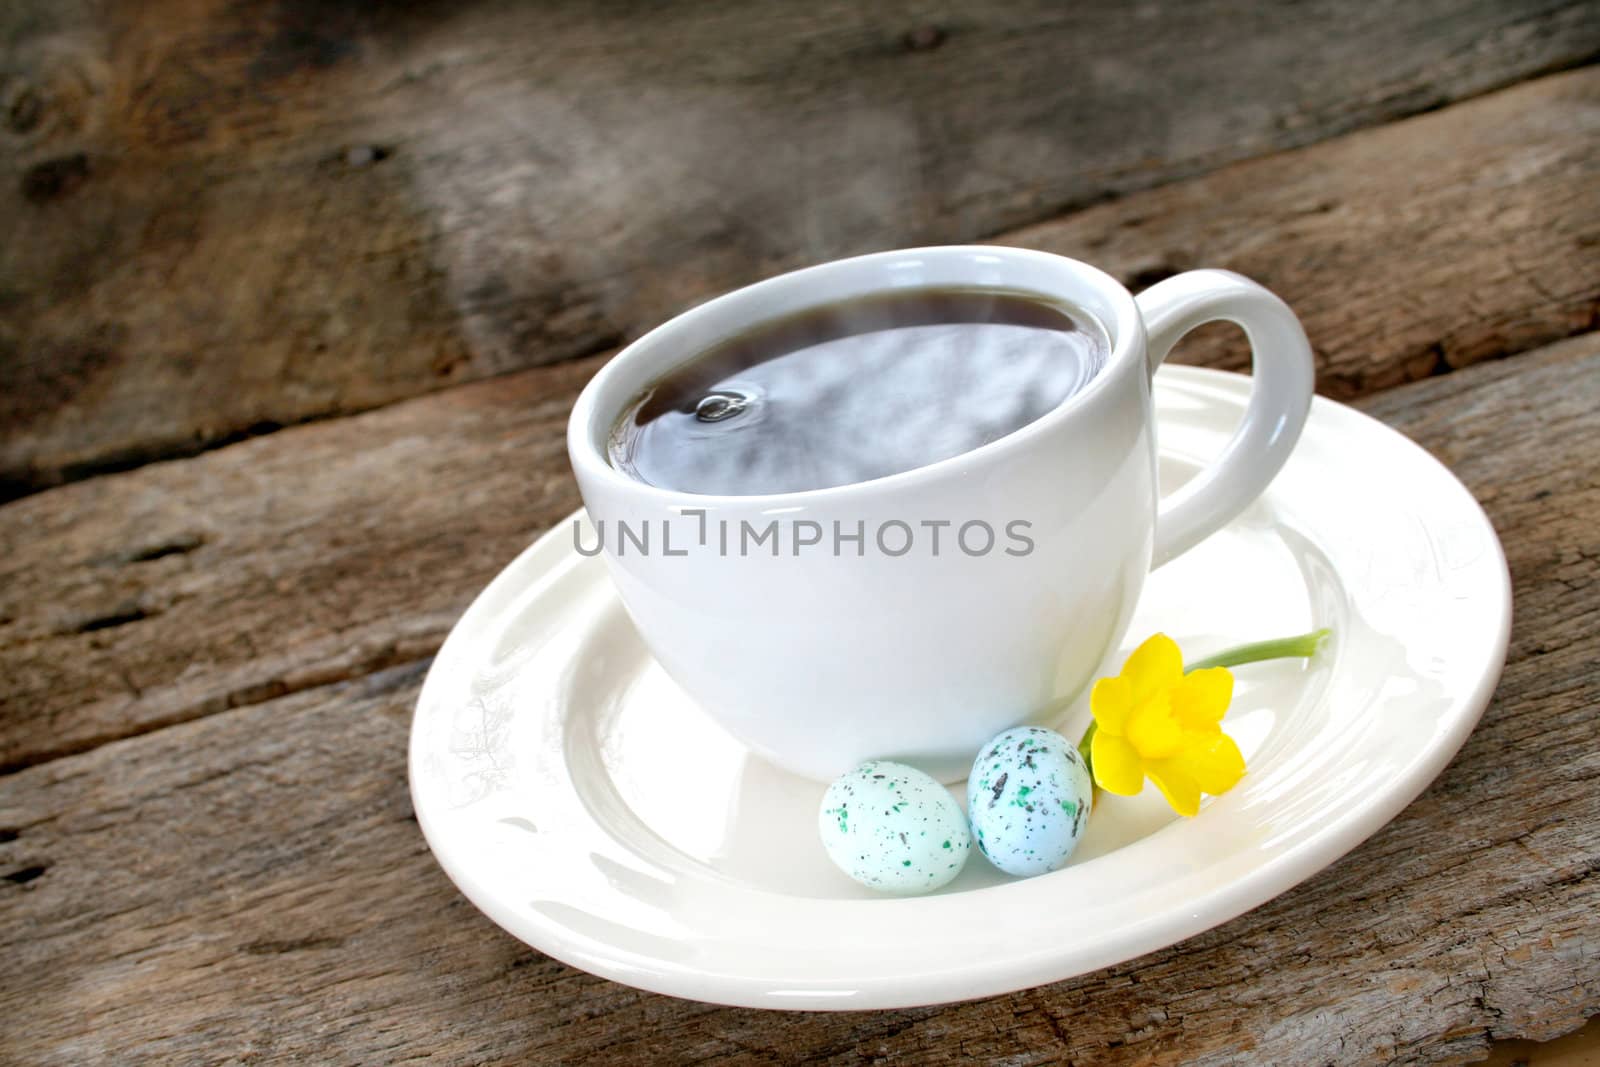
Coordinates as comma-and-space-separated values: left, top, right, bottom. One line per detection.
566, 245, 1145, 507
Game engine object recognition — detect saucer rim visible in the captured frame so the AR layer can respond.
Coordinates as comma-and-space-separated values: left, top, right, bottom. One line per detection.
410, 365, 1511, 1010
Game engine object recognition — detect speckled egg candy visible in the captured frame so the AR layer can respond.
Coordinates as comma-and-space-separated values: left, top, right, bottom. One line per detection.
818, 760, 972, 894
969, 726, 1093, 877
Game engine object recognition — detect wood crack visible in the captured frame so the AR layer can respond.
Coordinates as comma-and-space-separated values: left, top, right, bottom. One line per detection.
0, 651, 434, 776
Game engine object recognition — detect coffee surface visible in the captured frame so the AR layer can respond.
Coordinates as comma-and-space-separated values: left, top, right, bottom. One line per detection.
608, 288, 1107, 495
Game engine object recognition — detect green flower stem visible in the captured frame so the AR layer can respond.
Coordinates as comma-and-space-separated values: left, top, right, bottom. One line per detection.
1183, 629, 1330, 673
1077, 629, 1330, 771
1078, 727, 1096, 768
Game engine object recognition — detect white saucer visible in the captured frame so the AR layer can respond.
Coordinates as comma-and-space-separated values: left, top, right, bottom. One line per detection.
409, 365, 1510, 1010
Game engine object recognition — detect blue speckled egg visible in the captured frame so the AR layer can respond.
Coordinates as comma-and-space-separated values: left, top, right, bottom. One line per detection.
818, 760, 971, 894
968, 726, 1093, 877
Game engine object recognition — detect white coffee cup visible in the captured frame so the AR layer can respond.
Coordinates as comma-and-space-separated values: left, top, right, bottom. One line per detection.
568, 247, 1313, 782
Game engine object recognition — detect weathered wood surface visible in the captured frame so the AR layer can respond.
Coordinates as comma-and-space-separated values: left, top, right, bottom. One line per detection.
3, 67, 1597, 775
2, 333, 1595, 1065
0, 353, 598, 773
3, 0, 1598, 496
1015, 67, 1600, 398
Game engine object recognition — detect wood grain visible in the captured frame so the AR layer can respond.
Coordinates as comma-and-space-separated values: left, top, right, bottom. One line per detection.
2, 333, 1595, 1065
3, 0, 1598, 495
1014, 67, 1600, 398
3, 66, 1598, 774
0, 353, 599, 773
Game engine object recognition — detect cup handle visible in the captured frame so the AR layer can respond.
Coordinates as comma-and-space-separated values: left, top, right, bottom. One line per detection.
1136, 269, 1315, 567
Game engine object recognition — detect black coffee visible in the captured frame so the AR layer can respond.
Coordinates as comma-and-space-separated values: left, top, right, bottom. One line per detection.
608, 288, 1107, 495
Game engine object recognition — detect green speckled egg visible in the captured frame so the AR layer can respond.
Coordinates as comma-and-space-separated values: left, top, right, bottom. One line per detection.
818, 760, 971, 894
968, 726, 1093, 877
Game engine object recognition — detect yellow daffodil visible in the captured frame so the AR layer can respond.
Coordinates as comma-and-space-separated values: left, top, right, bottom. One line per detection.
1087, 633, 1245, 817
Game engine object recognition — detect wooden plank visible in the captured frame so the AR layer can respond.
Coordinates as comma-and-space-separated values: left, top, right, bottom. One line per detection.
2, 68, 1597, 773
0, 353, 600, 772
2, 333, 1596, 1064
3, 0, 1597, 495
1011, 64, 1600, 398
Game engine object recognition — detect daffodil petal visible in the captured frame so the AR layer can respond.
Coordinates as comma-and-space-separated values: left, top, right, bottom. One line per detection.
1146, 760, 1202, 817
1090, 675, 1133, 736
1171, 730, 1246, 796
1122, 633, 1184, 705
1090, 731, 1145, 795
1125, 695, 1183, 759
1172, 667, 1234, 731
